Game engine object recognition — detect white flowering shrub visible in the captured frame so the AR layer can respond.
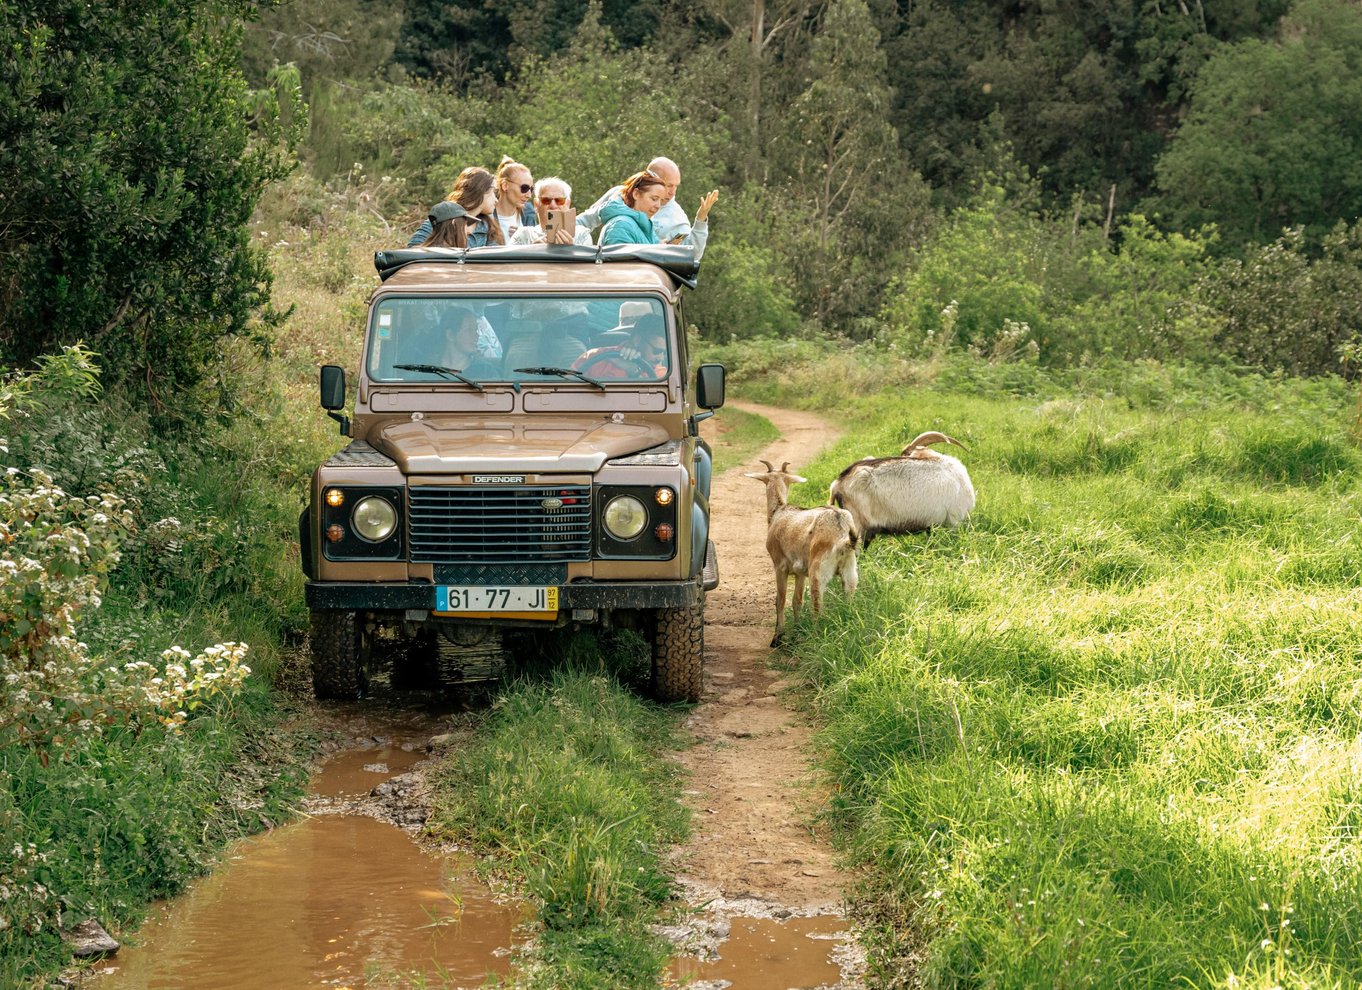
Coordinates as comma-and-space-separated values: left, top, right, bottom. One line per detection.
1, 353, 259, 949
0, 468, 252, 750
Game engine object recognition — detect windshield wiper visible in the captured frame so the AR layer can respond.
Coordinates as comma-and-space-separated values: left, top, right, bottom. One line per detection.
392, 363, 484, 391
512, 366, 607, 391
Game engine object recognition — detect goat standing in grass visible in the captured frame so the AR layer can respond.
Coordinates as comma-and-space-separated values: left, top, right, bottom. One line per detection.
746, 460, 859, 646
829, 431, 975, 549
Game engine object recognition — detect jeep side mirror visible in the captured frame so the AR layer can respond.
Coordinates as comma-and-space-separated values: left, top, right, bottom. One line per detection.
319, 365, 350, 435
695, 364, 725, 413
320, 365, 346, 409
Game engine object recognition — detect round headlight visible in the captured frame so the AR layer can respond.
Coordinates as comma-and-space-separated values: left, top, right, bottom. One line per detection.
352, 496, 397, 542
603, 495, 648, 541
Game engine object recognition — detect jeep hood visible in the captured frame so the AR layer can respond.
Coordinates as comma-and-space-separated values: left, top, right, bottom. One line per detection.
371, 416, 670, 474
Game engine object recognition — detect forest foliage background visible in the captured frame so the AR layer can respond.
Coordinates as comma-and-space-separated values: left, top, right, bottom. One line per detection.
6, 0, 1362, 399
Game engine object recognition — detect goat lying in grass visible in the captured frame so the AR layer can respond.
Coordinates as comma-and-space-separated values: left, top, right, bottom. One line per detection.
746, 460, 859, 646
829, 431, 975, 549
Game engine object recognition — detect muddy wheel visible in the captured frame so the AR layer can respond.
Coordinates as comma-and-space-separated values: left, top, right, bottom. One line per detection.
310, 610, 369, 700
651, 599, 704, 703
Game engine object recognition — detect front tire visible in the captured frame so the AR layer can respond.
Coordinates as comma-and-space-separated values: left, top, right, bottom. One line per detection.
310, 610, 369, 700
651, 600, 704, 703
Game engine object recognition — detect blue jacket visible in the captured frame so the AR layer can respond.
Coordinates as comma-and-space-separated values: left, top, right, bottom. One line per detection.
597, 199, 658, 246
407, 201, 534, 247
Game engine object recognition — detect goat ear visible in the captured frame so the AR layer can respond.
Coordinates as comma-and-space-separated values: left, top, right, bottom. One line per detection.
743, 472, 766, 480
789, 474, 808, 484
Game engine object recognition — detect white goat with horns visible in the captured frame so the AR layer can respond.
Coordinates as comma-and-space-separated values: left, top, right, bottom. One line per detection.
828, 431, 975, 549
745, 460, 859, 646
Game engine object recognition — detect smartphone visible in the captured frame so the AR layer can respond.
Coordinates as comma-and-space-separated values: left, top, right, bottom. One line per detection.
544, 207, 576, 241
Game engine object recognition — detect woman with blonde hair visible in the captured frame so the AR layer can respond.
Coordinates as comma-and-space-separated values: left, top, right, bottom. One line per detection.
408, 166, 503, 247
492, 156, 538, 243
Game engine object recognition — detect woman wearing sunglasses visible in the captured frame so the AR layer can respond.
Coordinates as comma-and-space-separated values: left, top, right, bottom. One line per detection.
493, 157, 539, 243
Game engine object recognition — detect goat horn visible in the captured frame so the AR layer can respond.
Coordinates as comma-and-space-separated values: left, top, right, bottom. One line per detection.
759, 459, 775, 472
903, 431, 967, 454
780, 461, 792, 473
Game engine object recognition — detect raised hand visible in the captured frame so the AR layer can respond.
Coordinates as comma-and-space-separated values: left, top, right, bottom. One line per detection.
695, 190, 719, 223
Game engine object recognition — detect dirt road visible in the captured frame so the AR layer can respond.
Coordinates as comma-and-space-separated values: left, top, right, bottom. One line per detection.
678, 400, 850, 911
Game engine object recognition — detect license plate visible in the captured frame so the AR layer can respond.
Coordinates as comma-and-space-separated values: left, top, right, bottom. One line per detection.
435, 585, 558, 619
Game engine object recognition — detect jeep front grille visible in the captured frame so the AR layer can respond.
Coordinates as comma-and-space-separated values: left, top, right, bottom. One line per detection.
408, 485, 592, 563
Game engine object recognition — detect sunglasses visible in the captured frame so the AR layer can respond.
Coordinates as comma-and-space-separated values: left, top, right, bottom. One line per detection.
516, 183, 533, 194
540, 195, 567, 206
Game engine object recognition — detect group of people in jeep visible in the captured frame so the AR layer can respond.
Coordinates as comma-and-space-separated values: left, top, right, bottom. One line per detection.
406, 156, 718, 259
392, 155, 710, 382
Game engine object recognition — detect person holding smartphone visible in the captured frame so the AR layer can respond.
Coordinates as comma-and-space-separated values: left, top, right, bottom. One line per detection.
511, 178, 594, 245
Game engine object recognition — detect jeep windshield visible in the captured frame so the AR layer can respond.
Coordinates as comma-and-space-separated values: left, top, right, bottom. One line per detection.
367, 295, 671, 385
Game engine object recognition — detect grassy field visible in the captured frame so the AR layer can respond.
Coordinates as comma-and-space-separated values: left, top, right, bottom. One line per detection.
765, 366, 1362, 988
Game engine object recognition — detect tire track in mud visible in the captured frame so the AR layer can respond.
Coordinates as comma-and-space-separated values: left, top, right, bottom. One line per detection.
667, 401, 865, 986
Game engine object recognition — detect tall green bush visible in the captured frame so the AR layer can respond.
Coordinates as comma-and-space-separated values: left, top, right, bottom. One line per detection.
1207, 221, 1362, 377
880, 184, 1056, 358
0, 0, 301, 402
881, 186, 1224, 365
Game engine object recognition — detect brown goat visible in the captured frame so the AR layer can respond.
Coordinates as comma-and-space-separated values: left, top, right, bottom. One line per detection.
745, 460, 859, 646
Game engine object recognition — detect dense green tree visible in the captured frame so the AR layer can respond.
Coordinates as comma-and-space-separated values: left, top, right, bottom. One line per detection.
878, 0, 1287, 206
394, 0, 662, 85
241, 0, 403, 91
776, 0, 929, 329
1149, 0, 1362, 246
684, 0, 816, 184
495, 5, 722, 211
0, 0, 300, 404
1207, 221, 1362, 376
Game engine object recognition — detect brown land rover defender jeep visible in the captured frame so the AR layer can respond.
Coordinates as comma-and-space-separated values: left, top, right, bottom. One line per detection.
300, 244, 724, 702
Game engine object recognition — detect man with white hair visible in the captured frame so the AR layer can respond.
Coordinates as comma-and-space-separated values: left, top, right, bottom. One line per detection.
579, 157, 718, 259
511, 177, 594, 245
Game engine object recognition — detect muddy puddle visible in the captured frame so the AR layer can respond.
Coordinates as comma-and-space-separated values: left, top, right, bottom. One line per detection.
670, 913, 854, 989
97, 720, 525, 990
92, 693, 861, 989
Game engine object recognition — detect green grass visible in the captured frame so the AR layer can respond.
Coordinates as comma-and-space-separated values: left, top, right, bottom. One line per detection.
426, 654, 689, 989
769, 371, 1362, 987
707, 405, 779, 474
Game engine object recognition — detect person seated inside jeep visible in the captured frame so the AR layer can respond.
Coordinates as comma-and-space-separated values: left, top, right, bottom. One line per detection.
398, 306, 502, 379
570, 314, 668, 380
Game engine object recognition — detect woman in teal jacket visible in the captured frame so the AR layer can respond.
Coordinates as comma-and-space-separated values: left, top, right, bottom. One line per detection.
596, 171, 668, 246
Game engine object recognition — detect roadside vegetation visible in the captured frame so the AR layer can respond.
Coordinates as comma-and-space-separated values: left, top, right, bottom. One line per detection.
766, 366, 1362, 987
706, 405, 780, 475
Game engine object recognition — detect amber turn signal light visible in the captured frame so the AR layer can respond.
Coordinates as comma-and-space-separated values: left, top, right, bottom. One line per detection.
325, 523, 345, 543
325, 489, 345, 507
655, 487, 674, 505
654, 523, 674, 542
